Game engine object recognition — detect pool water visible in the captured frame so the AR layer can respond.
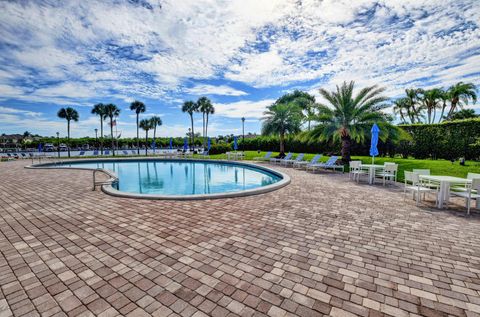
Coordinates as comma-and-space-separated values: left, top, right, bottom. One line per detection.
60, 160, 282, 196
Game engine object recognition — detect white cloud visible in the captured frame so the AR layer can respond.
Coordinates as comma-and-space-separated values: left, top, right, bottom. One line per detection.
213, 99, 275, 119
185, 84, 247, 96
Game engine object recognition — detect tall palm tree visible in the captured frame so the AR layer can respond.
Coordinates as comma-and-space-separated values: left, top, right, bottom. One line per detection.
91, 103, 107, 154
57, 107, 79, 158
392, 98, 408, 124
182, 101, 198, 149
196, 97, 214, 147
438, 89, 450, 123
419, 88, 443, 124
139, 119, 153, 156
130, 100, 146, 154
446, 82, 477, 119
150, 116, 162, 144
310, 81, 391, 163
104, 104, 120, 156
261, 102, 303, 156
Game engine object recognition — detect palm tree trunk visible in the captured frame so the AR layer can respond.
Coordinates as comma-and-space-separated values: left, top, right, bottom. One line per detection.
279, 133, 285, 155
145, 131, 148, 156
308, 120, 311, 131
190, 114, 194, 150
205, 113, 209, 148
67, 120, 71, 158
136, 114, 140, 154
110, 117, 115, 156
100, 118, 104, 155
341, 135, 351, 163
447, 100, 457, 118
439, 103, 446, 123
202, 112, 206, 148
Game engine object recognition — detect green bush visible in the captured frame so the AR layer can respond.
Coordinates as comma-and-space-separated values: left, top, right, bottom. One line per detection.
208, 143, 231, 155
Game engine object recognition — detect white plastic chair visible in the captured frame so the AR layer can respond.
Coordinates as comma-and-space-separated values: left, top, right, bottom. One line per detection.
375, 163, 398, 186
349, 161, 367, 182
404, 171, 439, 206
450, 178, 480, 215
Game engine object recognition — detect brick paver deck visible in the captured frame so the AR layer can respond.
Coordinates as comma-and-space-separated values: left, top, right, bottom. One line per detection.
1, 160, 480, 317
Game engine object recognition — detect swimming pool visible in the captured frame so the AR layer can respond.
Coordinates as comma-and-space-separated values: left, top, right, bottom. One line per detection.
34, 159, 289, 199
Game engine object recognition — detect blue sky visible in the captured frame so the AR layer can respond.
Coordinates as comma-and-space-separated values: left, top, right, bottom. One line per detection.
0, 0, 479, 138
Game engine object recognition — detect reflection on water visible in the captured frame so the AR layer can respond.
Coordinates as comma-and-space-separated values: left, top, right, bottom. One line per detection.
63, 160, 281, 195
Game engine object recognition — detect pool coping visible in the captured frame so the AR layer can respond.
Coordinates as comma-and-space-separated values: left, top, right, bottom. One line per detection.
25, 157, 291, 200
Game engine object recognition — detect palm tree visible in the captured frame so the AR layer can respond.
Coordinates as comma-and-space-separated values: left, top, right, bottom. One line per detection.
261, 102, 303, 156
139, 119, 153, 156
419, 88, 443, 124
91, 103, 107, 154
196, 97, 214, 147
182, 101, 198, 149
57, 107, 79, 158
446, 82, 477, 119
392, 98, 408, 124
446, 109, 479, 120
309, 81, 391, 163
104, 104, 120, 156
150, 116, 162, 144
405, 88, 422, 123
130, 100, 146, 154
438, 89, 450, 123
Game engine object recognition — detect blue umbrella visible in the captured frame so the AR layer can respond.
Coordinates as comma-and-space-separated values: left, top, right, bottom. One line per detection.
207, 137, 211, 151
183, 137, 188, 151
233, 136, 238, 151
169, 137, 173, 149
38, 143, 43, 152
370, 123, 380, 164
151, 140, 156, 153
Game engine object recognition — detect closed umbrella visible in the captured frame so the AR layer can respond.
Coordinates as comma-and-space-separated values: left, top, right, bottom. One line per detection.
38, 143, 43, 152
233, 136, 238, 151
370, 123, 380, 164
169, 137, 173, 150
207, 137, 211, 151
183, 137, 188, 151
151, 140, 156, 153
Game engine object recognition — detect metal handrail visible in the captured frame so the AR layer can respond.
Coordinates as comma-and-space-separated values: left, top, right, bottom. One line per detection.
93, 168, 119, 191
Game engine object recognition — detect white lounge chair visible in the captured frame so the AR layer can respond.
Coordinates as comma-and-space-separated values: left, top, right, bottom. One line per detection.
307, 156, 343, 173
282, 153, 304, 167
294, 154, 322, 169
254, 151, 272, 161
270, 152, 292, 165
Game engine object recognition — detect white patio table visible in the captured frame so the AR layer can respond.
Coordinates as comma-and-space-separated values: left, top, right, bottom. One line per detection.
361, 164, 384, 184
419, 175, 471, 209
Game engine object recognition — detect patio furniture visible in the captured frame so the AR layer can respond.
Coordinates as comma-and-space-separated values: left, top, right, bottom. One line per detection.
450, 178, 480, 215
226, 151, 244, 160
79, 151, 86, 156
282, 153, 304, 167
122, 150, 129, 155
104, 150, 110, 155
307, 156, 343, 173
131, 150, 137, 155
200, 150, 210, 158
451, 173, 480, 193
349, 161, 368, 182
253, 152, 272, 161
419, 175, 471, 209
404, 171, 439, 206
294, 154, 322, 169
375, 163, 398, 186
360, 163, 384, 184
93, 150, 99, 156
270, 152, 292, 165
412, 169, 430, 175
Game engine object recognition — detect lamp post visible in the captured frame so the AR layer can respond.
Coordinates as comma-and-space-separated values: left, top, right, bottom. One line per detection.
241, 117, 245, 152
56, 132, 60, 158
94, 128, 98, 150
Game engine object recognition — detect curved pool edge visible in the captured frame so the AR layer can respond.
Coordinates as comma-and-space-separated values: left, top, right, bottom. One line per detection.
25, 157, 291, 200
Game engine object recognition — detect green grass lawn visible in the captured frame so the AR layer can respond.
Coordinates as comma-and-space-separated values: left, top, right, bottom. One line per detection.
195, 151, 480, 182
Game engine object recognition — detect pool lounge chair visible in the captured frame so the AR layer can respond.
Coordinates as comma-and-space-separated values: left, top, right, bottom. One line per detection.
294, 154, 322, 169
200, 150, 210, 158
282, 153, 304, 167
93, 150, 99, 156
307, 156, 344, 173
79, 151, 85, 156
104, 150, 110, 155
270, 152, 292, 165
131, 150, 137, 155
122, 150, 129, 156
253, 151, 272, 161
